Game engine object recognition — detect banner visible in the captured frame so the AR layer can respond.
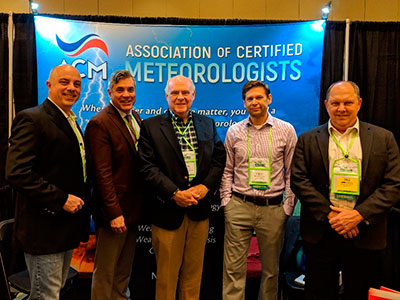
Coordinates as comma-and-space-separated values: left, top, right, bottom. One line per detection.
34, 16, 325, 137
34, 16, 325, 299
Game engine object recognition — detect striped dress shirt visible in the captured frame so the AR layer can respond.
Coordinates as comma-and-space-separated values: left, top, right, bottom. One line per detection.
220, 115, 297, 215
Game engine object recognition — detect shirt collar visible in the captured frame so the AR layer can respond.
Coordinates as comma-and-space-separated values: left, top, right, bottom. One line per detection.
246, 113, 274, 129
170, 109, 193, 123
328, 118, 360, 136
47, 98, 76, 119
111, 100, 132, 119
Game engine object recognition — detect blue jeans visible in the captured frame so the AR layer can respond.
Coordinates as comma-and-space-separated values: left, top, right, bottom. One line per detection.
24, 250, 73, 300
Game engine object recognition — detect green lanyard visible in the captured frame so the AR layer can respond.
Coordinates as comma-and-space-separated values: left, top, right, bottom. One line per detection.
68, 113, 87, 183
330, 130, 360, 196
247, 125, 272, 189
172, 119, 197, 179
123, 114, 139, 149
331, 130, 357, 159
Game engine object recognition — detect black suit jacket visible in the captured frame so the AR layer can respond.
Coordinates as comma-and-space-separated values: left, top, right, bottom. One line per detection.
6, 99, 89, 255
139, 111, 226, 230
291, 121, 400, 250
85, 104, 143, 228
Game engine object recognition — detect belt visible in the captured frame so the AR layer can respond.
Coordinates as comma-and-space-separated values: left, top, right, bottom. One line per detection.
232, 191, 282, 206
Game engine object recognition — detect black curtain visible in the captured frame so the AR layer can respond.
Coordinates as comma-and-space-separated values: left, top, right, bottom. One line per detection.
349, 21, 400, 290
349, 22, 400, 143
319, 21, 346, 125
13, 14, 37, 112
0, 14, 9, 188
0, 14, 14, 225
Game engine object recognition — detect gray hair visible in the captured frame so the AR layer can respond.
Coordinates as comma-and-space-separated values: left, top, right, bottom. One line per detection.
108, 70, 135, 90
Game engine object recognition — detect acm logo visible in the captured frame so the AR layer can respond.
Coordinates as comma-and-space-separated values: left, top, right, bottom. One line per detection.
56, 33, 109, 80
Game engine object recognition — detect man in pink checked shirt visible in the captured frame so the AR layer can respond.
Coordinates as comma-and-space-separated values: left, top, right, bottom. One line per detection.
220, 80, 297, 300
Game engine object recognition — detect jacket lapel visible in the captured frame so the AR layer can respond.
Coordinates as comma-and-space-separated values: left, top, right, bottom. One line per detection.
359, 121, 372, 180
43, 99, 78, 145
192, 114, 207, 171
159, 111, 186, 165
316, 123, 330, 177
106, 104, 136, 153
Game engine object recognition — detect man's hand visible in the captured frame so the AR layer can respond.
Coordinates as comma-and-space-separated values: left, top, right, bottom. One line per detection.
343, 227, 359, 239
329, 205, 364, 236
63, 194, 84, 213
328, 210, 359, 238
110, 215, 127, 233
327, 210, 339, 220
173, 189, 198, 207
187, 184, 209, 201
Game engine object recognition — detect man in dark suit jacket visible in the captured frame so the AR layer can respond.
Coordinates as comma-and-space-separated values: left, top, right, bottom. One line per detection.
291, 81, 400, 300
6, 65, 88, 299
139, 75, 226, 300
85, 70, 143, 300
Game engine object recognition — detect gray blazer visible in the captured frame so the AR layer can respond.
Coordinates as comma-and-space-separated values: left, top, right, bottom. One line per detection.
291, 121, 400, 250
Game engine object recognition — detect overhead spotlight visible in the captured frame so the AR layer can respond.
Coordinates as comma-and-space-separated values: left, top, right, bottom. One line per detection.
321, 1, 331, 20
29, 0, 40, 14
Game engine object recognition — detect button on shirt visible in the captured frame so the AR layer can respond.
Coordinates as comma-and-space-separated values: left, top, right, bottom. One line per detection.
328, 118, 362, 209
220, 115, 297, 215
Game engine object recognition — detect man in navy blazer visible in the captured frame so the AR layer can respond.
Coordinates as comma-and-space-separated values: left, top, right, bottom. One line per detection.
6, 65, 88, 299
139, 75, 226, 300
291, 81, 400, 300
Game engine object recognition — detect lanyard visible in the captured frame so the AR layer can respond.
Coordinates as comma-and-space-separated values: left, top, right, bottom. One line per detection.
247, 125, 272, 188
330, 130, 357, 159
172, 119, 195, 150
172, 118, 197, 179
68, 113, 87, 182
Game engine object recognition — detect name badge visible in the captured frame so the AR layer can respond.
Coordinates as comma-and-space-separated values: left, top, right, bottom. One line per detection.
249, 157, 270, 187
331, 158, 360, 198
183, 150, 196, 178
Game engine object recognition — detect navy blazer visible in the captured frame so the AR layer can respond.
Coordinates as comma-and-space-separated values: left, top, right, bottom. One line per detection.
6, 99, 89, 254
139, 111, 226, 230
291, 121, 400, 250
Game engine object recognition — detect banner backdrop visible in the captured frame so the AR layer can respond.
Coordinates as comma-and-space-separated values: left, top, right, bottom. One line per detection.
34, 16, 325, 137
34, 16, 325, 299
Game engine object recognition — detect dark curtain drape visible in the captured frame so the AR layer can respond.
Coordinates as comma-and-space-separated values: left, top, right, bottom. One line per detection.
319, 21, 346, 125
0, 14, 9, 188
13, 14, 37, 112
349, 22, 400, 142
348, 21, 400, 290
0, 14, 14, 225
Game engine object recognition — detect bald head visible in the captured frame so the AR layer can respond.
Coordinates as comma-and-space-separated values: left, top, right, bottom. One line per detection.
326, 81, 360, 101
165, 75, 196, 122
324, 81, 362, 133
46, 65, 82, 114
165, 75, 195, 94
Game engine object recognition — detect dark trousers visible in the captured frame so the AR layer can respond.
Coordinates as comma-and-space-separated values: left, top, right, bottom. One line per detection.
303, 227, 381, 300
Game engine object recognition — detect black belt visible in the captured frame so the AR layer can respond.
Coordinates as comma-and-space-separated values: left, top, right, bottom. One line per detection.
232, 191, 282, 206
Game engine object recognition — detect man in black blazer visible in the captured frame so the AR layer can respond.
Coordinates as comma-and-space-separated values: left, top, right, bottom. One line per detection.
139, 75, 226, 300
6, 65, 88, 299
291, 81, 400, 300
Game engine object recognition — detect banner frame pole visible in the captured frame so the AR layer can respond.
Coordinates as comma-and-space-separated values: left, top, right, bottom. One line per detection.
343, 18, 351, 81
